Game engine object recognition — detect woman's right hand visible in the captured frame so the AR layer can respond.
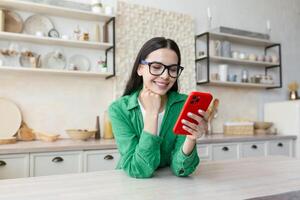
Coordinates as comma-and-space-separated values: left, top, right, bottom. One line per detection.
139, 86, 161, 115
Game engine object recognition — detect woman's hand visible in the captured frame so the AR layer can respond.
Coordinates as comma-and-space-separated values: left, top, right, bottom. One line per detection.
139, 86, 161, 115
181, 109, 209, 155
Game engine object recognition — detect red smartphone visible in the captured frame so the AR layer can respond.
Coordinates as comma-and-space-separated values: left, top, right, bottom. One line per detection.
173, 91, 213, 135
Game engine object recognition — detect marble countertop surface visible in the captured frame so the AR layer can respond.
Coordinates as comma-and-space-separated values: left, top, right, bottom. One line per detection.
0, 156, 299, 200
0, 134, 296, 154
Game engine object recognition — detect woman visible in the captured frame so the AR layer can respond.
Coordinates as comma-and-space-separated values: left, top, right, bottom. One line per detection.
109, 37, 208, 178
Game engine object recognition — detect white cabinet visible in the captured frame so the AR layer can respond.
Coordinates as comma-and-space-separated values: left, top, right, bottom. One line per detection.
240, 142, 266, 158
197, 144, 211, 160
212, 143, 238, 160
83, 149, 120, 172
268, 140, 293, 157
0, 154, 29, 179
30, 151, 82, 177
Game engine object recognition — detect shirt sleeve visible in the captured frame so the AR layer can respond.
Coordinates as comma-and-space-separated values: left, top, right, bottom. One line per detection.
109, 102, 162, 178
170, 135, 200, 177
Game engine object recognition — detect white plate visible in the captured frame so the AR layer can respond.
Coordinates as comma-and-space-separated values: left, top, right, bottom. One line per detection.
43, 51, 66, 70
0, 98, 22, 138
23, 14, 54, 36
68, 55, 91, 71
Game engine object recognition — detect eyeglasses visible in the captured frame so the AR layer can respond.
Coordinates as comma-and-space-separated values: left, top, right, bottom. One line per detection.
140, 60, 184, 78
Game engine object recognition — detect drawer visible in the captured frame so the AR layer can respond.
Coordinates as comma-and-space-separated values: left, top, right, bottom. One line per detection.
241, 142, 266, 158
83, 149, 120, 172
268, 140, 291, 156
0, 154, 29, 179
212, 144, 238, 160
30, 151, 82, 177
197, 144, 210, 160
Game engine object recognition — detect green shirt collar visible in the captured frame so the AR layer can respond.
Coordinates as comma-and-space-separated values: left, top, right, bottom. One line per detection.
126, 88, 186, 110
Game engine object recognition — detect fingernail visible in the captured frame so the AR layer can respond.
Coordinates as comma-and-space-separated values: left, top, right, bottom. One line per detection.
182, 125, 186, 129
187, 112, 192, 116
181, 119, 186, 123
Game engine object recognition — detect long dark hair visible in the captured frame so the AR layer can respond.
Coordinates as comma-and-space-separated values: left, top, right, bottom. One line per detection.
122, 37, 181, 96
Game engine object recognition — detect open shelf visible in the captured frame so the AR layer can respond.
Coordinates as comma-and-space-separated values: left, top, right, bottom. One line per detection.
0, 32, 113, 50
196, 55, 279, 67
0, 0, 114, 22
197, 80, 277, 88
0, 66, 112, 78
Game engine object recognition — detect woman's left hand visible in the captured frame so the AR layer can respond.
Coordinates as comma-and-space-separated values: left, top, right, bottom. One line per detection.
181, 109, 209, 141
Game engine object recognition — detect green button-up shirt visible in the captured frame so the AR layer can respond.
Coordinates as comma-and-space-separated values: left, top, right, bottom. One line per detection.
108, 89, 200, 178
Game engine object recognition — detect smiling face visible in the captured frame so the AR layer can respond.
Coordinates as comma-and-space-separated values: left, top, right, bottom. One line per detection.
137, 48, 179, 96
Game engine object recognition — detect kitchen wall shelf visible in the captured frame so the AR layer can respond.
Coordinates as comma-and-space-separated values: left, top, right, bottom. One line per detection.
0, 0, 114, 22
0, 0, 116, 79
0, 32, 113, 50
196, 55, 279, 67
0, 66, 112, 78
195, 32, 282, 89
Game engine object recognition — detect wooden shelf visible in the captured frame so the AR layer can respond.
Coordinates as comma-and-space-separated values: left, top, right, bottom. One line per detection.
208, 32, 278, 46
0, 66, 112, 78
196, 55, 279, 67
197, 80, 277, 88
0, 0, 114, 22
0, 32, 113, 50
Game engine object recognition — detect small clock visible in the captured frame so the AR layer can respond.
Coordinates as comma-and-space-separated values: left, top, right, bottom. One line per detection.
48, 28, 60, 38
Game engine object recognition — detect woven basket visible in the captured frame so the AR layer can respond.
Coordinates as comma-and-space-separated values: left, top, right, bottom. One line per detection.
223, 122, 254, 135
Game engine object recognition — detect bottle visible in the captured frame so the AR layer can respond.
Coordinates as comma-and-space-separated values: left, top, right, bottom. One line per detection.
103, 111, 114, 139
95, 116, 101, 140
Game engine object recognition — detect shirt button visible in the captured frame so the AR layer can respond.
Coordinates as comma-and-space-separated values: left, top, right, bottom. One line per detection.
179, 168, 185, 175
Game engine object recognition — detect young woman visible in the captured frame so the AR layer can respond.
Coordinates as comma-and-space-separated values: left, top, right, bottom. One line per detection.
109, 37, 208, 178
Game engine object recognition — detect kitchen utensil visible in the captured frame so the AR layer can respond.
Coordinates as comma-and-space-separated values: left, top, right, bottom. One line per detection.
0, 98, 22, 138
43, 51, 66, 70
34, 131, 60, 142
17, 121, 36, 141
0, 137, 17, 144
23, 14, 54, 36
68, 55, 91, 71
4, 10, 23, 33
254, 121, 273, 129
66, 129, 96, 140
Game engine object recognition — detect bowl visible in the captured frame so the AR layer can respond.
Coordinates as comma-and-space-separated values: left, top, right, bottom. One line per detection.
66, 129, 96, 140
254, 121, 273, 129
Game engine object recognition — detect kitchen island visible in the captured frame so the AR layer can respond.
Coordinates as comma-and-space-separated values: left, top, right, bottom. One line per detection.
0, 156, 299, 200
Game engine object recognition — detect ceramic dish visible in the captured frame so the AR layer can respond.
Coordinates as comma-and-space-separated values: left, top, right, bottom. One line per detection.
43, 51, 66, 70
23, 14, 54, 36
0, 98, 22, 138
4, 10, 23, 33
66, 129, 96, 140
68, 55, 91, 71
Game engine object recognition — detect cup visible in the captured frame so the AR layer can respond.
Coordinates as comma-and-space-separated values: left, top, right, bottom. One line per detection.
218, 64, 228, 82
241, 69, 249, 82
271, 55, 278, 63
227, 74, 237, 82
231, 51, 239, 59
239, 52, 246, 60
248, 54, 257, 61
221, 40, 231, 57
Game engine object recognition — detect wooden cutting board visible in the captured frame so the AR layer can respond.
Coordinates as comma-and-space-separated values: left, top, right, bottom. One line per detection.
0, 98, 22, 139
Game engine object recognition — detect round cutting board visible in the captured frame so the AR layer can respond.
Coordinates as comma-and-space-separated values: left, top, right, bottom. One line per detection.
0, 98, 22, 138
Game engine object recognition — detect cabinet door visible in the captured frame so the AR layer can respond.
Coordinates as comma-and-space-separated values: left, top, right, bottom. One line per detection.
241, 142, 266, 158
30, 151, 82, 177
197, 144, 211, 160
83, 149, 120, 172
268, 140, 292, 157
0, 154, 29, 179
212, 143, 238, 160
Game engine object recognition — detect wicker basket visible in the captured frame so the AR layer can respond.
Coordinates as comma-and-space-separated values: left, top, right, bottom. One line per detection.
223, 122, 254, 136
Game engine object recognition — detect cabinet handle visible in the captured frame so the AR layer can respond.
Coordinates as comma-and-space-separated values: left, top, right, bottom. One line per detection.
0, 160, 6, 167
222, 147, 229, 151
277, 143, 283, 147
104, 155, 114, 160
52, 157, 64, 163
251, 145, 258, 149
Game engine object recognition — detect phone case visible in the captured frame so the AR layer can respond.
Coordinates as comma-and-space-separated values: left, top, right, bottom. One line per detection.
173, 91, 213, 135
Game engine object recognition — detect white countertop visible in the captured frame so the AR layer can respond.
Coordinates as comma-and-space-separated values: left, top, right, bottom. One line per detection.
0, 156, 299, 200
0, 134, 296, 154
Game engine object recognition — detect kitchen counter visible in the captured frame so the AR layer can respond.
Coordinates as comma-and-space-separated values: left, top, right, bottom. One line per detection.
0, 156, 299, 200
0, 134, 296, 154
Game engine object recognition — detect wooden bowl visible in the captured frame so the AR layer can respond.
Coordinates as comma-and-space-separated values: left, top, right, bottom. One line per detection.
254, 121, 273, 130
66, 129, 96, 140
